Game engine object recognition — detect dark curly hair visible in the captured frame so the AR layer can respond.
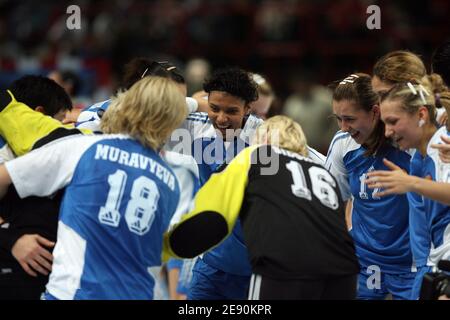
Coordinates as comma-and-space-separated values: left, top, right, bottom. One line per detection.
203, 67, 258, 104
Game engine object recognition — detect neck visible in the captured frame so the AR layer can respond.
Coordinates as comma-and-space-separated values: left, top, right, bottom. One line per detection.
418, 124, 437, 156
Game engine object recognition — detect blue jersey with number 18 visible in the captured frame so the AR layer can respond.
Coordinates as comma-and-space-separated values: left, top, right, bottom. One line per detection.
5, 134, 180, 300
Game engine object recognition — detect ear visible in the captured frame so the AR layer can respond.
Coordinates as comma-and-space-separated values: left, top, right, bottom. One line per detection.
34, 106, 46, 115
373, 104, 380, 113
372, 104, 380, 119
244, 104, 251, 115
417, 105, 429, 122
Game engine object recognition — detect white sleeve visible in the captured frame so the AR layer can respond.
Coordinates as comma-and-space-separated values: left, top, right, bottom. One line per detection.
306, 146, 326, 165
163, 151, 200, 226
427, 127, 450, 183
0, 143, 15, 164
76, 119, 101, 132
325, 133, 351, 201
4, 135, 100, 198
185, 97, 199, 114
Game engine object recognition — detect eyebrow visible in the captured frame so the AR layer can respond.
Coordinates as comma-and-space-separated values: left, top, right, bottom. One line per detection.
333, 114, 355, 119
383, 117, 397, 123
209, 103, 240, 112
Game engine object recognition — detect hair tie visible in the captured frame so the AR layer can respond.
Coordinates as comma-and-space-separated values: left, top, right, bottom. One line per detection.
339, 74, 360, 85
141, 68, 149, 79
406, 82, 417, 95
253, 74, 266, 85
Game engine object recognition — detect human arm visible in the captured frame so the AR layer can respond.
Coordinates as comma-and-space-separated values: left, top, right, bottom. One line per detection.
0, 164, 12, 200
163, 145, 257, 259
324, 132, 352, 202
366, 158, 450, 206
3, 135, 96, 199
345, 199, 353, 230
431, 135, 450, 163
191, 90, 209, 113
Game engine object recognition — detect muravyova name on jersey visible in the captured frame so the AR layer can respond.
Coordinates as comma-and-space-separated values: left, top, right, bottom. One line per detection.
94, 144, 176, 191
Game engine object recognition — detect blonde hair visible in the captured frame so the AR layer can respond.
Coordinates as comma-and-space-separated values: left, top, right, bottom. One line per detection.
373, 50, 427, 84
101, 76, 187, 149
381, 79, 437, 124
428, 73, 450, 113
254, 115, 308, 156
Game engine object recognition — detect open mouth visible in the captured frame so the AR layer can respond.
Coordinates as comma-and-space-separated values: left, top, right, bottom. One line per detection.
215, 124, 232, 134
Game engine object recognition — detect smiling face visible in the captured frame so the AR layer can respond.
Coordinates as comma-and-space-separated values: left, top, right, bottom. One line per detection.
332, 99, 379, 145
380, 99, 422, 150
207, 91, 249, 140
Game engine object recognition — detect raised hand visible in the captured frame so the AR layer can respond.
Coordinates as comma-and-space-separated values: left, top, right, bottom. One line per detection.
431, 135, 450, 163
365, 158, 418, 197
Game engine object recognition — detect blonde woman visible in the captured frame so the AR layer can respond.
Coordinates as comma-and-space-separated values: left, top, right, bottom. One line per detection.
372, 50, 447, 125
0, 76, 187, 300
366, 79, 450, 299
164, 116, 358, 300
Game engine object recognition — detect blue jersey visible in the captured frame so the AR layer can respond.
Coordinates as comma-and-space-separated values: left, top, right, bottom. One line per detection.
326, 131, 413, 273
166, 112, 326, 276
166, 112, 263, 185
424, 127, 450, 266
407, 151, 431, 267
76, 97, 199, 133
165, 112, 263, 275
75, 99, 111, 131
5, 134, 180, 299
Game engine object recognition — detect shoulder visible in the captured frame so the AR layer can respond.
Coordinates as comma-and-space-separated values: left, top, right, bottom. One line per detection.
244, 114, 264, 130
327, 131, 359, 158
186, 112, 210, 124
77, 100, 111, 123
163, 151, 199, 179
306, 146, 326, 165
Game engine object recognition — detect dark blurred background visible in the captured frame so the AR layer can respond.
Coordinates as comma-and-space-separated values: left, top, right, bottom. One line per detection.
0, 0, 448, 151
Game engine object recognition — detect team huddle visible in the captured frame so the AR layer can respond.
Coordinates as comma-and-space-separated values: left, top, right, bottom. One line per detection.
0, 43, 449, 300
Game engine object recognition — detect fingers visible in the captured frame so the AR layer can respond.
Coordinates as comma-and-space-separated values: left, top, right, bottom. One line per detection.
366, 171, 392, 178
36, 235, 55, 249
382, 158, 401, 171
441, 135, 450, 144
29, 260, 49, 276
431, 143, 444, 150
34, 254, 52, 273
39, 247, 54, 262
19, 261, 37, 277
373, 189, 392, 198
438, 114, 448, 127
430, 143, 450, 151
439, 151, 450, 163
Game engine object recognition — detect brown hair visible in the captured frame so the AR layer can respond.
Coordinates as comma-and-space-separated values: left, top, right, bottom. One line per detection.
373, 50, 427, 84
332, 73, 384, 156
